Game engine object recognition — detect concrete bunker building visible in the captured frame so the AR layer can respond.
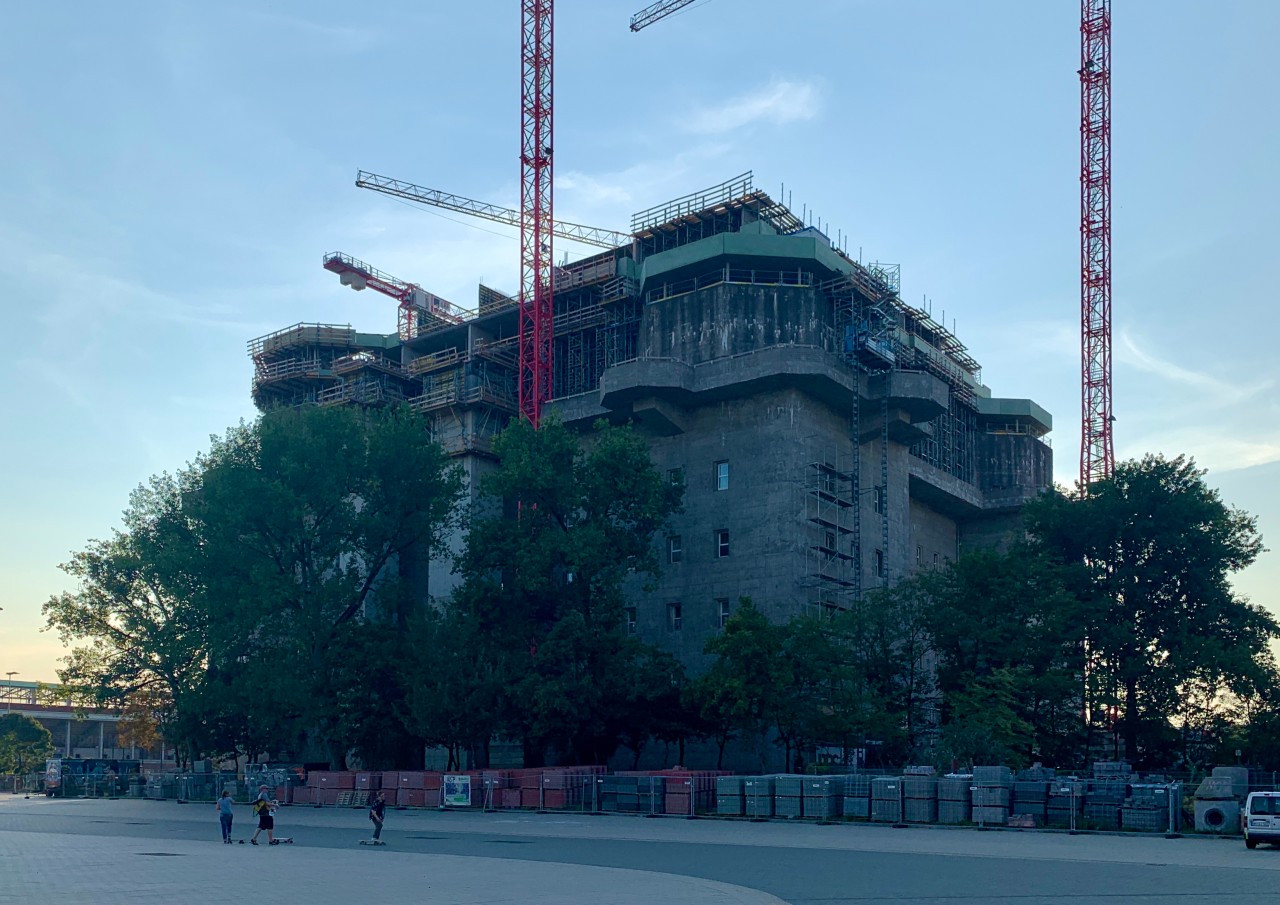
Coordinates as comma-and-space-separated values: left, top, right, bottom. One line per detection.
249, 173, 1053, 665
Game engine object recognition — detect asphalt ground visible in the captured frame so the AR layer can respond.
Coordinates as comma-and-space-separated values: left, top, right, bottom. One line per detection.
3, 794, 1280, 903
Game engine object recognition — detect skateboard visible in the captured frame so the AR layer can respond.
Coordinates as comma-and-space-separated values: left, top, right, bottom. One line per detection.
268, 838, 294, 845
359, 840, 387, 846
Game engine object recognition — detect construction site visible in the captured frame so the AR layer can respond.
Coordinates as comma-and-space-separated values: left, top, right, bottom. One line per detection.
248, 169, 1053, 663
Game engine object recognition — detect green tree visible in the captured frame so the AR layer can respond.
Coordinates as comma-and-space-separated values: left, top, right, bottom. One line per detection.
46, 404, 463, 767
43, 468, 211, 762
0, 714, 55, 775
1025, 454, 1276, 765
192, 404, 462, 766
935, 668, 1036, 769
452, 417, 682, 765
920, 547, 1087, 766
686, 600, 785, 771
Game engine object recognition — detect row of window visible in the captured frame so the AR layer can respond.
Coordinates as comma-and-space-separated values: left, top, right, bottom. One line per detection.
668, 460, 731, 492
623, 599, 735, 635
667, 529, 730, 563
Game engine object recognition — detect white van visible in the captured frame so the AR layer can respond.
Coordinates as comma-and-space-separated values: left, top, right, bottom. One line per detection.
1242, 792, 1280, 848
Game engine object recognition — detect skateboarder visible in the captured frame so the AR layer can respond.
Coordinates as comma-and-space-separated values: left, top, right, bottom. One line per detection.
216, 790, 235, 843
250, 784, 276, 845
366, 791, 387, 844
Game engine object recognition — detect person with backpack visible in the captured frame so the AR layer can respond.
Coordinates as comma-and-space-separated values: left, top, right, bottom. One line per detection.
250, 784, 277, 845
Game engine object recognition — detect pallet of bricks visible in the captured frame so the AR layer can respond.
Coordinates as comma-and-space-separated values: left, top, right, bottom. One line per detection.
1009, 765, 1054, 828
1046, 778, 1084, 828
1084, 761, 1131, 830
306, 770, 354, 807
541, 767, 607, 811
480, 770, 517, 809
716, 776, 746, 816
843, 774, 871, 820
971, 765, 1013, 826
772, 774, 841, 819
1123, 781, 1176, 833
743, 775, 776, 818
938, 774, 972, 824
600, 772, 664, 814
802, 775, 846, 820
871, 776, 902, 823
661, 770, 725, 816
391, 771, 442, 808
903, 767, 938, 824
773, 775, 805, 818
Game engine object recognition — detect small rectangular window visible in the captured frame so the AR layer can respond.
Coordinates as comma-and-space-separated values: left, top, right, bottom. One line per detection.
668, 466, 684, 486
717, 597, 731, 629
715, 529, 730, 558
624, 607, 637, 635
667, 535, 682, 564
873, 486, 885, 514
916, 545, 924, 566
933, 552, 939, 566
875, 549, 885, 577
667, 602, 683, 632
714, 460, 730, 491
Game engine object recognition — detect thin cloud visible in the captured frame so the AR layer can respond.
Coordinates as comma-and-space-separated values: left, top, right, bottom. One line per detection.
685, 79, 822, 134
1118, 328, 1272, 402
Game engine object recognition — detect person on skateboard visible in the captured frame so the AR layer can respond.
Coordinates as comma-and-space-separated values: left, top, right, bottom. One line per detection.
365, 791, 387, 845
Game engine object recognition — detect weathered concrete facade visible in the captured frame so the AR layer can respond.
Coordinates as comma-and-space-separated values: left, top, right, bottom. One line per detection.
248, 179, 1053, 685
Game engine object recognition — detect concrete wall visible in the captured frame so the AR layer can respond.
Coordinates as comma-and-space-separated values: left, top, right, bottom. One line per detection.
626, 387, 852, 670
908, 497, 960, 573
641, 283, 835, 363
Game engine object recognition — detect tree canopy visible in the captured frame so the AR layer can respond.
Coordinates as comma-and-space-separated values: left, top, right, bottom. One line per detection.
0, 714, 54, 775
45, 404, 463, 766
1024, 453, 1275, 765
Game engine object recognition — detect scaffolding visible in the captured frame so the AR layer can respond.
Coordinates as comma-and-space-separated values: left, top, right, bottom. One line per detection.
804, 457, 857, 614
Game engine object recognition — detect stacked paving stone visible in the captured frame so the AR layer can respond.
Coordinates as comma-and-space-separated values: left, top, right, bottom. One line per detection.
1084, 782, 1127, 829
903, 770, 938, 823
1083, 761, 1132, 829
716, 775, 745, 816
1010, 781, 1049, 827
744, 775, 776, 818
1122, 783, 1172, 832
599, 774, 663, 813
971, 765, 1013, 825
774, 775, 805, 818
1046, 779, 1084, 828
842, 773, 872, 819
938, 774, 973, 824
802, 776, 845, 819
871, 776, 903, 823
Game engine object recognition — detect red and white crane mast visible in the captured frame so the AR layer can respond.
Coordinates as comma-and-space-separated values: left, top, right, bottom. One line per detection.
519, 0, 554, 427
1079, 0, 1113, 489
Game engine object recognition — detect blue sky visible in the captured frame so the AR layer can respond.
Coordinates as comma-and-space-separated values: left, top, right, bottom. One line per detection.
2, 1, 1277, 680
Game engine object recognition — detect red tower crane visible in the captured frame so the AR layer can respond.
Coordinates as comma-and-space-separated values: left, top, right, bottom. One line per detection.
520, 1, 554, 427
323, 251, 465, 342
1079, 0, 1114, 489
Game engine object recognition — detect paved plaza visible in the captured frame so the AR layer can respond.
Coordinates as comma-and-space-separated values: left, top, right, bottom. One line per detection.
4, 794, 1280, 903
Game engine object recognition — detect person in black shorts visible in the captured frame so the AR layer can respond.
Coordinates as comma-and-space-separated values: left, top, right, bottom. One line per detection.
250, 784, 276, 845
